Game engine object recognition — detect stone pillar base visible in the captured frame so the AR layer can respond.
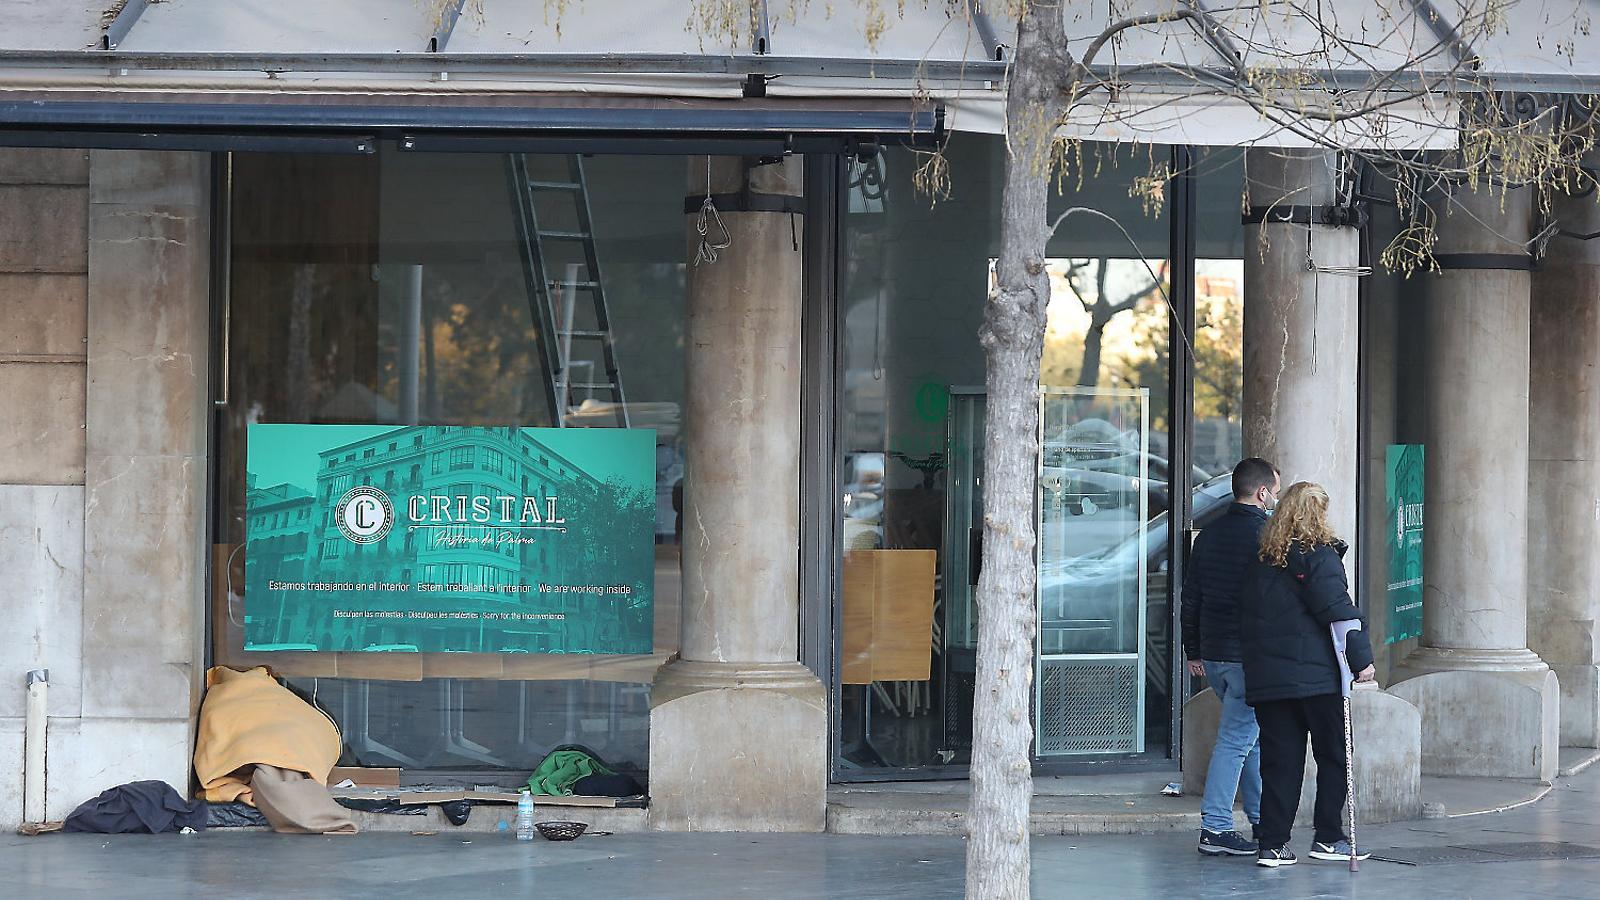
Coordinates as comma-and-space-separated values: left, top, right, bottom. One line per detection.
1181, 686, 1421, 824
1179, 689, 1222, 799
1555, 664, 1600, 749
1390, 649, 1560, 781
648, 660, 826, 832
1295, 686, 1421, 824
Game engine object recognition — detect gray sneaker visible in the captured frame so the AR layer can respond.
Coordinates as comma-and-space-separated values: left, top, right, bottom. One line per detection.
1257, 846, 1297, 867
1198, 829, 1258, 856
1309, 839, 1371, 861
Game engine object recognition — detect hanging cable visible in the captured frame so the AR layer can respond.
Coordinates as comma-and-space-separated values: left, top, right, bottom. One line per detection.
693, 155, 731, 266
1304, 155, 1370, 277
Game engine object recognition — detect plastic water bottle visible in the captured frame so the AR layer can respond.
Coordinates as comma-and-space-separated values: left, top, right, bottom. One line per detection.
516, 789, 536, 841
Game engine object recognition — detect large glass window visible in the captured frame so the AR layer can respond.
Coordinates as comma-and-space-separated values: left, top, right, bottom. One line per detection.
214, 147, 688, 778
1191, 148, 1247, 481
837, 136, 1174, 771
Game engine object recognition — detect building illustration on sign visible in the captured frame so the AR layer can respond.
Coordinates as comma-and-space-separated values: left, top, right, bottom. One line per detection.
244, 425, 655, 654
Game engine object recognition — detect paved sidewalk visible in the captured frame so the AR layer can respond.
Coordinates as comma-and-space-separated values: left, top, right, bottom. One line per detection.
10, 764, 1600, 899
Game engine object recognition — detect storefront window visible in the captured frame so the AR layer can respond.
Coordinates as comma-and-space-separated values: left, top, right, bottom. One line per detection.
1191, 148, 1247, 480
214, 147, 688, 776
837, 136, 1174, 770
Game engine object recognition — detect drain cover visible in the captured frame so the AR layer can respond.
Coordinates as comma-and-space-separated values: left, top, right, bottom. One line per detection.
1467, 842, 1600, 861
1374, 846, 1505, 865
1374, 842, 1600, 866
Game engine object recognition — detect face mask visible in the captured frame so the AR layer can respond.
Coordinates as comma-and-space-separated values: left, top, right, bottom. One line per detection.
1261, 489, 1279, 513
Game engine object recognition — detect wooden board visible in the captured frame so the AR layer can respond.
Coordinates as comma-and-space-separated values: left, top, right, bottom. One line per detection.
329, 788, 627, 808
329, 766, 400, 788
840, 550, 937, 685
840, 553, 877, 685
421, 653, 505, 680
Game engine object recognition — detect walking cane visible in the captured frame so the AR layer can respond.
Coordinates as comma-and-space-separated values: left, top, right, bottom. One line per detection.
1342, 687, 1358, 872
1331, 620, 1363, 873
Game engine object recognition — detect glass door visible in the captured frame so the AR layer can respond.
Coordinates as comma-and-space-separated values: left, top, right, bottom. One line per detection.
938, 390, 985, 763
1036, 386, 1150, 755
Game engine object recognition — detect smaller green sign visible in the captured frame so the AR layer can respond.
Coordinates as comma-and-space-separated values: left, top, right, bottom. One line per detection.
1385, 444, 1424, 645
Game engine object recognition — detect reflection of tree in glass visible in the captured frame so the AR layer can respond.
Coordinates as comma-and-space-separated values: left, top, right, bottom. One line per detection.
384, 265, 552, 427
562, 474, 656, 650
1115, 272, 1244, 441
1191, 268, 1244, 422
1060, 258, 1169, 389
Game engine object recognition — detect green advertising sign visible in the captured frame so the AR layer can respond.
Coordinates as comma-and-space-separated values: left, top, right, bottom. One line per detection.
1385, 444, 1425, 645
244, 425, 656, 654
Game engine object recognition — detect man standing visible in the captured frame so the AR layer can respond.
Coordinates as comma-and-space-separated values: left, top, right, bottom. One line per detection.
1181, 457, 1280, 856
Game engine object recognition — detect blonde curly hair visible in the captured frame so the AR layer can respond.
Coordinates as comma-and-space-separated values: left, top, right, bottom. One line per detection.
1259, 481, 1340, 567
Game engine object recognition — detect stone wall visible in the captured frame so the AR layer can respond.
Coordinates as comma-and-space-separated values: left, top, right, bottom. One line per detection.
0, 149, 209, 827
0, 149, 90, 826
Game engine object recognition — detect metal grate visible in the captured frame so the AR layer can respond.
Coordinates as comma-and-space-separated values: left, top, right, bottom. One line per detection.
1036, 657, 1139, 755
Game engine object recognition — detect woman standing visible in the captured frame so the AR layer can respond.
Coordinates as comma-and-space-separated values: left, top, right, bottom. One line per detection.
1238, 482, 1376, 868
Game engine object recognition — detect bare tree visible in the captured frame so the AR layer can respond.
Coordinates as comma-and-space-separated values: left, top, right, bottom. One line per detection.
960, 2, 1596, 896
1062, 257, 1167, 387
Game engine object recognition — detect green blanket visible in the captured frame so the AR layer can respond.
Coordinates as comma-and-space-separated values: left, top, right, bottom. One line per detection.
526, 749, 613, 796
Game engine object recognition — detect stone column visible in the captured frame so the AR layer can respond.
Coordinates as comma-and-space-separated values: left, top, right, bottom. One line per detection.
74, 152, 212, 811
0, 149, 90, 828
1528, 185, 1600, 748
1241, 149, 1360, 569
1390, 184, 1560, 781
648, 156, 826, 831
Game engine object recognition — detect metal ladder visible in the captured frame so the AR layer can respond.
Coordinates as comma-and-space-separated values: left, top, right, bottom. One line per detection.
506, 154, 630, 428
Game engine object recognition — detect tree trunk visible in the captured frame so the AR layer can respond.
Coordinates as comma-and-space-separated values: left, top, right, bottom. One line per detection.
1078, 316, 1108, 387
965, 5, 1069, 898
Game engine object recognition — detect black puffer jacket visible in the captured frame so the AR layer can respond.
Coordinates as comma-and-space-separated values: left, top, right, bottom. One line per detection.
1238, 542, 1375, 705
1180, 503, 1270, 663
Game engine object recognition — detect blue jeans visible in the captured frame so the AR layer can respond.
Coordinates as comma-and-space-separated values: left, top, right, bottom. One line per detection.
1201, 661, 1262, 834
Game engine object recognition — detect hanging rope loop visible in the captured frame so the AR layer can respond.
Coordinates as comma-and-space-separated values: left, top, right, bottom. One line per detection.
694, 155, 732, 266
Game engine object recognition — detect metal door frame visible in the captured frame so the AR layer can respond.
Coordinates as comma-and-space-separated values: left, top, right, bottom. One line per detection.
823, 145, 1200, 782
1035, 385, 1149, 757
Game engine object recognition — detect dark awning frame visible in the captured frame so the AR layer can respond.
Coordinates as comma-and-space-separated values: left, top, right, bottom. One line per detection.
0, 92, 942, 155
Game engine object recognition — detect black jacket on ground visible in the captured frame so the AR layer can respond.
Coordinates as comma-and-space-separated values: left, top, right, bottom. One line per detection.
1180, 502, 1270, 663
1238, 542, 1375, 706
63, 781, 207, 834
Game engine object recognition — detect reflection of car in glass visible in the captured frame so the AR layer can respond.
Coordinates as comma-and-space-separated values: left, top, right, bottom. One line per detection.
1042, 432, 1211, 518
1045, 452, 1212, 518
1041, 465, 1138, 516
842, 451, 887, 549
361, 643, 420, 652
1038, 474, 1237, 698
248, 643, 319, 652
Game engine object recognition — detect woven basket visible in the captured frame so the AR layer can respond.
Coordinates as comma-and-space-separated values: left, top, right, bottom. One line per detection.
535, 820, 588, 841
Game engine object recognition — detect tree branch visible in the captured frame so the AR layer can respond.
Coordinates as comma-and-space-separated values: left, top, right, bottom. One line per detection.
1079, 9, 1203, 72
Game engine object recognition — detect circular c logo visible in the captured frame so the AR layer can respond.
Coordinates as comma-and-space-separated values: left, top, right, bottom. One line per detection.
336, 486, 393, 544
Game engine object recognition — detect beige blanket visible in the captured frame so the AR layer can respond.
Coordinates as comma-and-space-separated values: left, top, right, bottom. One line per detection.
193, 666, 342, 806
251, 764, 357, 834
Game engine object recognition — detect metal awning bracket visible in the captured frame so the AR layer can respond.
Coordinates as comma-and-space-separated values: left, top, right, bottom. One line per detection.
100, 0, 151, 51
966, 0, 1004, 61
754, 0, 773, 55
429, 0, 469, 53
